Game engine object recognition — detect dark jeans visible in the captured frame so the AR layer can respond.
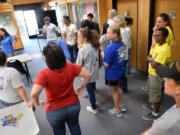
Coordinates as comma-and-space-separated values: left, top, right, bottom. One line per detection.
67, 44, 78, 63
120, 75, 127, 92
86, 83, 97, 109
120, 60, 127, 92
126, 48, 132, 76
46, 102, 81, 135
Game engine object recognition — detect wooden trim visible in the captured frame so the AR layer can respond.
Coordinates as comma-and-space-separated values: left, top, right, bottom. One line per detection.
67, 0, 78, 3
0, 3, 13, 11
137, 0, 151, 72
45, 0, 50, 10
97, 0, 112, 32
11, 0, 45, 5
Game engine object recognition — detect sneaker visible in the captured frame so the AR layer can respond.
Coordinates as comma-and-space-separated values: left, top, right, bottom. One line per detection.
120, 105, 127, 112
108, 108, 123, 117
141, 85, 148, 91
86, 106, 98, 114
142, 103, 153, 111
142, 112, 159, 121
125, 72, 131, 78
83, 93, 88, 98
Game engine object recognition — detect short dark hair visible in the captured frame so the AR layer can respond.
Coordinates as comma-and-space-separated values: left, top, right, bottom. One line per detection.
80, 19, 94, 30
43, 44, 66, 70
0, 51, 7, 66
44, 16, 50, 21
102, 23, 109, 35
63, 15, 71, 22
87, 13, 94, 18
157, 27, 169, 38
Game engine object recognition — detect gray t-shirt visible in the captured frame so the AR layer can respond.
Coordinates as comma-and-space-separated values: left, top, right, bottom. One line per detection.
99, 34, 110, 51
76, 43, 99, 83
145, 105, 180, 135
43, 23, 58, 41
0, 67, 23, 103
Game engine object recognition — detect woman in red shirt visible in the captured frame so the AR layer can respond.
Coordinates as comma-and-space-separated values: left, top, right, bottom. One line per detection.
31, 44, 91, 135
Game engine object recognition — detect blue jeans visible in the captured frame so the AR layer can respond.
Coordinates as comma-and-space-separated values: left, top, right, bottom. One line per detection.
46, 102, 81, 135
0, 99, 22, 106
86, 83, 97, 109
67, 44, 78, 63
120, 60, 127, 92
126, 48, 132, 76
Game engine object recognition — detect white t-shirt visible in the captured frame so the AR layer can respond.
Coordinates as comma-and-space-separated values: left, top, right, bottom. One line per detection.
76, 43, 99, 83
107, 19, 114, 26
43, 23, 58, 41
62, 24, 77, 46
125, 26, 132, 49
120, 28, 129, 60
145, 105, 180, 135
0, 67, 23, 103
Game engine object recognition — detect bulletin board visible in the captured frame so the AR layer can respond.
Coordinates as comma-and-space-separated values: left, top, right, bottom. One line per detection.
0, 13, 16, 35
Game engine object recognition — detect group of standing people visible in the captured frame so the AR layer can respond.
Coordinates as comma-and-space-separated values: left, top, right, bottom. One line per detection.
36, 9, 134, 134
0, 7, 179, 135
35, 9, 180, 135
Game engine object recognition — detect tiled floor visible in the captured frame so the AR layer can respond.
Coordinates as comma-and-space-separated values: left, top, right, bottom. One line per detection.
1, 39, 175, 135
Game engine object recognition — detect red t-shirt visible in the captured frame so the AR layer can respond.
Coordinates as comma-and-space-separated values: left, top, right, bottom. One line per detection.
35, 63, 82, 112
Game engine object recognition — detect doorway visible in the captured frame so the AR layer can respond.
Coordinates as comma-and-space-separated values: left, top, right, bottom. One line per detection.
116, 0, 138, 68
155, 0, 180, 62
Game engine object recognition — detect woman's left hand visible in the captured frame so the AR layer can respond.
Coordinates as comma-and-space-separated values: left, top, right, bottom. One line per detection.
39, 101, 50, 109
75, 87, 84, 96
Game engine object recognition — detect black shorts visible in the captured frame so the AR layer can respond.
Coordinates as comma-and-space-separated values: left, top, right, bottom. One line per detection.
105, 80, 120, 86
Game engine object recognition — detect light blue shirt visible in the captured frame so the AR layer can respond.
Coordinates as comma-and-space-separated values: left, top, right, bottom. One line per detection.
0, 35, 15, 54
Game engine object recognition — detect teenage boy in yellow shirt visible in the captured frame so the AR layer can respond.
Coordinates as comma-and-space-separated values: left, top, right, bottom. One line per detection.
142, 27, 171, 120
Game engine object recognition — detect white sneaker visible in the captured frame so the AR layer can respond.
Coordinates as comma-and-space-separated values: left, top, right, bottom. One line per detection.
86, 106, 98, 114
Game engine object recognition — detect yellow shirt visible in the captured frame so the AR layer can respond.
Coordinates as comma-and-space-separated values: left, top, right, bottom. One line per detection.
166, 26, 174, 47
148, 43, 171, 76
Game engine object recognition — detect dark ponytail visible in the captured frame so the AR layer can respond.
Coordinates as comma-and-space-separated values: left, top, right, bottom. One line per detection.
158, 13, 172, 30
158, 13, 174, 39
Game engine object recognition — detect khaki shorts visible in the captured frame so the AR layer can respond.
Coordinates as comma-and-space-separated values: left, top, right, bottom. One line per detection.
148, 74, 164, 102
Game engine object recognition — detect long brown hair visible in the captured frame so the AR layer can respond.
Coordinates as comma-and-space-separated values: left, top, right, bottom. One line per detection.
79, 28, 100, 49
0, 28, 10, 42
158, 13, 174, 39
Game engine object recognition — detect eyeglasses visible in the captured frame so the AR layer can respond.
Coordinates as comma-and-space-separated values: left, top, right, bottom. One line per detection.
152, 34, 163, 38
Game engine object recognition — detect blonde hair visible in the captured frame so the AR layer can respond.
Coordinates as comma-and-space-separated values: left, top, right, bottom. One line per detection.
109, 9, 117, 19
109, 25, 122, 42
113, 15, 126, 27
